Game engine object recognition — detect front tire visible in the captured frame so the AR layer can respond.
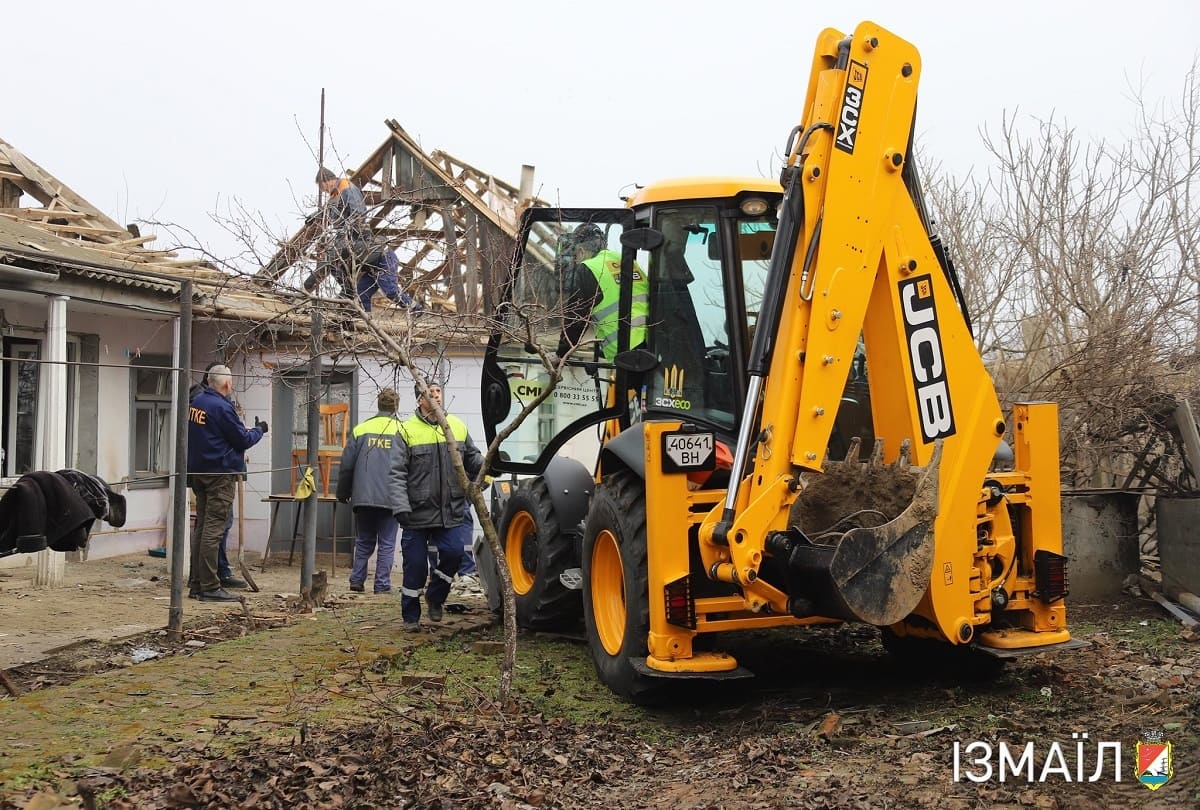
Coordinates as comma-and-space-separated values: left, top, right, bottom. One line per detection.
581, 470, 659, 701
500, 477, 582, 630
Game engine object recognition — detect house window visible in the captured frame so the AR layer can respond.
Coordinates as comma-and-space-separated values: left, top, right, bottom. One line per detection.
2, 338, 40, 476
130, 354, 173, 486
1, 336, 82, 476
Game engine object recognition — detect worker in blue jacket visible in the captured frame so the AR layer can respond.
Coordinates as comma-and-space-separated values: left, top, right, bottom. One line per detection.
337, 387, 404, 594
305, 166, 369, 300
187, 365, 266, 602
189, 361, 247, 590
391, 383, 484, 630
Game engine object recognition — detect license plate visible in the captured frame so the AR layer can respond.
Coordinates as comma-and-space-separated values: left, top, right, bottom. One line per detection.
662, 430, 716, 473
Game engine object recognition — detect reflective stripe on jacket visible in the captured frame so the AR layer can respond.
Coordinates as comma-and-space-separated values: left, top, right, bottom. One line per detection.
582, 249, 648, 360
390, 412, 484, 528
336, 412, 402, 509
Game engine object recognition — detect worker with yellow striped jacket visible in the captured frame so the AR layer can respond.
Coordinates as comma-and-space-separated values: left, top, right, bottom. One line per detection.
336, 388, 403, 594
390, 383, 484, 630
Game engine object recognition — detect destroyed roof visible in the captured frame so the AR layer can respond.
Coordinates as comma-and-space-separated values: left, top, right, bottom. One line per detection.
259, 119, 548, 316
0, 137, 224, 285
0, 135, 332, 333
0, 125, 538, 343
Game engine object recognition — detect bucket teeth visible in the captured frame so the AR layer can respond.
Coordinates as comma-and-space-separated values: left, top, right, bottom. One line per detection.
895, 438, 911, 467
869, 437, 885, 466
844, 436, 862, 463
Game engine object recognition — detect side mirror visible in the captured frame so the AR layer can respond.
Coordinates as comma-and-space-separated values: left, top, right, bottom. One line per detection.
482, 380, 510, 423
620, 227, 664, 252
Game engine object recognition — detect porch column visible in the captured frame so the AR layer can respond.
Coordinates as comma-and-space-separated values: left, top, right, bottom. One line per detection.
34, 294, 69, 587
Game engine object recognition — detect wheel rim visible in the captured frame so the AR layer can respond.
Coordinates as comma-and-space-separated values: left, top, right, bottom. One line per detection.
591, 528, 626, 656
505, 511, 537, 595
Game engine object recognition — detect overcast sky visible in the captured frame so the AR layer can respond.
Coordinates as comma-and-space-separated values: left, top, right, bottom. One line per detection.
3, 0, 1197, 264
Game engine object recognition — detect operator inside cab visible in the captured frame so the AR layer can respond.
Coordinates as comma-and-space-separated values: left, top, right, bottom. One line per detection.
556, 223, 648, 362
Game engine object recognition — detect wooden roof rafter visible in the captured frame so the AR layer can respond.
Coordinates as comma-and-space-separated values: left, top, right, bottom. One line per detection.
0, 136, 217, 276
257, 119, 547, 316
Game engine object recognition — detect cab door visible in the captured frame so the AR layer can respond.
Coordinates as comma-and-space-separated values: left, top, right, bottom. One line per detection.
480, 207, 645, 475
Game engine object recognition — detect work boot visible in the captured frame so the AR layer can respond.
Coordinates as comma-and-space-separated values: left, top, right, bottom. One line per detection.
349, 582, 365, 593
197, 588, 240, 602
427, 604, 443, 623
374, 587, 392, 595
221, 577, 248, 590
402, 621, 421, 633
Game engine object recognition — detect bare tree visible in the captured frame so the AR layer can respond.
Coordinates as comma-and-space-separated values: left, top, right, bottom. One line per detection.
925, 60, 1200, 489
149, 146, 588, 705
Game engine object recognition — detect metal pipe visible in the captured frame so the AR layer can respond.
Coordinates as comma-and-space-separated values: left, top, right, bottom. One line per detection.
168, 280, 193, 640
722, 374, 765, 517
0, 262, 59, 283
302, 308, 322, 599
88, 525, 168, 536
518, 165, 535, 203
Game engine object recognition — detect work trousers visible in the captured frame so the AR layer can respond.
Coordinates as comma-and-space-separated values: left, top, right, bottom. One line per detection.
350, 506, 398, 593
355, 265, 418, 312
400, 526, 464, 623
189, 474, 236, 594
425, 505, 476, 576
218, 511, 234, 580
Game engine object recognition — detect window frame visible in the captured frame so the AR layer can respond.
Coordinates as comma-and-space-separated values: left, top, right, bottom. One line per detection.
128, 353, 174, 489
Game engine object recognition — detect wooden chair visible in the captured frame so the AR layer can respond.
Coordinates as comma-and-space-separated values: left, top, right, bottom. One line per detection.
291, 402, 350, 495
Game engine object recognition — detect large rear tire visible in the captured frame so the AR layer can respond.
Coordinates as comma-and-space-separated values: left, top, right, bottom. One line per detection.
500, 477, 582, 630
581, 470, 660, 702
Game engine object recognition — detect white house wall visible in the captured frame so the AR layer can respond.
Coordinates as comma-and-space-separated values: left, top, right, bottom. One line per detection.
80, 309, 177, 560
4, 320, 493, 571
1, 305, 177, 568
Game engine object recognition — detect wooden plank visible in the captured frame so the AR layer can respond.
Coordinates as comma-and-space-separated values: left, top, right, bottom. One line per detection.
0, 138, 125, 231
0, 180, 19, 209
372, 227, 446, 242
82, 244, 179, 259
0, 207, 93, 219
99, 233, 158, 248
464, 208, 479, 312
439, 205, 461, 310
2, 175, 53, 206
381, 142, 393, 197
32, 222, 137, 239
430, 149, 523, 196
1174, 400, 1200, 487
1151, 591, 1200, 628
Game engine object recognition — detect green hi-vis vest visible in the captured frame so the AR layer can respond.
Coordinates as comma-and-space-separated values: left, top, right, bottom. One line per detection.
582, 249, 648, 361
398, 413, 469, 446
352, 413, 402, 439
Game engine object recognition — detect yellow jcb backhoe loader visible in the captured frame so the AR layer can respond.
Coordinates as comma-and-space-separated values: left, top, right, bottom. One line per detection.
477, 20, 1083, 701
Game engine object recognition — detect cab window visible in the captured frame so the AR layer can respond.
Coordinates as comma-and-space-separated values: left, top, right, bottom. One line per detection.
647, 206, 734, 427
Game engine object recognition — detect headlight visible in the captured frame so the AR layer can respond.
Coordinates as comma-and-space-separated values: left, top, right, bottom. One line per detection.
740, 197, 770, 216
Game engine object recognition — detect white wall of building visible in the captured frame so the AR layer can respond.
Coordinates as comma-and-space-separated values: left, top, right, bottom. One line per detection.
1, 305, 177, 568
3, 312, 492, 570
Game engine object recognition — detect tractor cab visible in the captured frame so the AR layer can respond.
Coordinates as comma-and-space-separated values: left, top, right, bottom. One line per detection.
480, 178, 791, 475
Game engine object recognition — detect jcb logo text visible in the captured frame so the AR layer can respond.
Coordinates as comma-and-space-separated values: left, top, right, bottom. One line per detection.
900, 275, 956, 442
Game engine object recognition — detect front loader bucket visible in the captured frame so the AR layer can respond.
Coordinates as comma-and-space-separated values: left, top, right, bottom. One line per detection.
782, 442, 941, 626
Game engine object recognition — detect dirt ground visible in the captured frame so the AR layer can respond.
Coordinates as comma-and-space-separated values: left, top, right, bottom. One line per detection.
0, 552, 379, 670
0, 554, 1198, 808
